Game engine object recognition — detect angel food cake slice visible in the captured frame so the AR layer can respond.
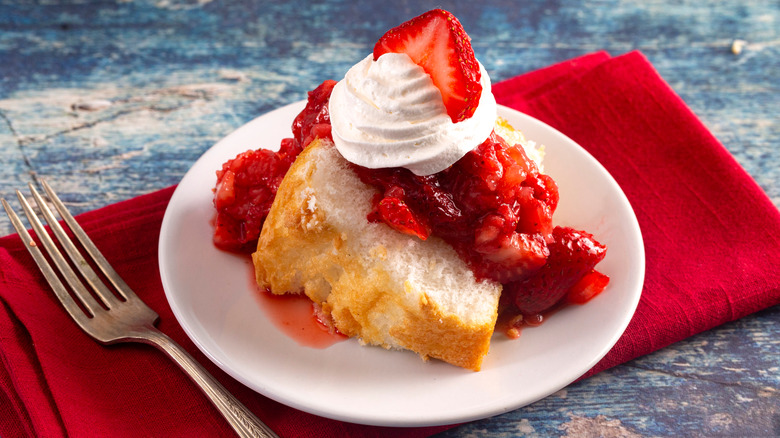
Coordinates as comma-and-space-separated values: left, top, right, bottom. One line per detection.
253, 137, 502, 370
212, 9, 609, 371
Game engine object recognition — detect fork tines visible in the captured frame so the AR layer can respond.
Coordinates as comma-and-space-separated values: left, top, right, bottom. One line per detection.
2, 181, 131, 319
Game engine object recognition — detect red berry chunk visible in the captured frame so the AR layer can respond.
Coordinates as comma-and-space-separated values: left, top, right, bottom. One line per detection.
567, 270, 610, 304
213, 138, 302, 253
508, 226, 608, 316
292, 79, 336, 147
372, 195, 431, 240
373, 9, 482, 123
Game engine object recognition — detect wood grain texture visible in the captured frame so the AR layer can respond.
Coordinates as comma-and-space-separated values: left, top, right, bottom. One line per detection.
1, 1, 778, 436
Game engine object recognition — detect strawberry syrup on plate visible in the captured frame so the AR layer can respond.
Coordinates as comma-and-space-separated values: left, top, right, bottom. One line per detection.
253, 290, 347, 348
247, 266, 346, 348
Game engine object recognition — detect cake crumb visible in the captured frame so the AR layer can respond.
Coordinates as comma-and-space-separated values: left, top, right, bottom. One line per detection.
299, 188, 322, 230
300, 187, 317, 212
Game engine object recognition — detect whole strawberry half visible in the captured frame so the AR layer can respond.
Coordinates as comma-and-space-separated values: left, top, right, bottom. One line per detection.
373, 9, 482, 123
507, 226, 608, 316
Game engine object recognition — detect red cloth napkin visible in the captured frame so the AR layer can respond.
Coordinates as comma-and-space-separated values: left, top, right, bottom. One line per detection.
493, 51, 780, 377
1, 51, 779, 437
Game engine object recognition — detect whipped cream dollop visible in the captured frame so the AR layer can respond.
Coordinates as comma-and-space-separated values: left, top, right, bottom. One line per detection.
328, 53, 497, 176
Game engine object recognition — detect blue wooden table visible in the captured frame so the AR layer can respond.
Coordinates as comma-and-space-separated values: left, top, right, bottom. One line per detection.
1, 1, 778, 436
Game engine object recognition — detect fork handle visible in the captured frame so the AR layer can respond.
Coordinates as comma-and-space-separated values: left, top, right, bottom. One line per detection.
141, 328, 280, 438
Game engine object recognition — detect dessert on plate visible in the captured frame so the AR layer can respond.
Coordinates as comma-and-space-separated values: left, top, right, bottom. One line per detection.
211, 9, 609, 371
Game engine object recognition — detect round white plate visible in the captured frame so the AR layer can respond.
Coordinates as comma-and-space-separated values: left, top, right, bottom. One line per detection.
159, 102, 645, 427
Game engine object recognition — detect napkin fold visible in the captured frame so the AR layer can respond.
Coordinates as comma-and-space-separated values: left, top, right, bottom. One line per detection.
1, 51, 779, 437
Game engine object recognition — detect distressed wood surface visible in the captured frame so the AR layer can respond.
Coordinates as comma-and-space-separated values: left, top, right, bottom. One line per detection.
1, 1, 778, 436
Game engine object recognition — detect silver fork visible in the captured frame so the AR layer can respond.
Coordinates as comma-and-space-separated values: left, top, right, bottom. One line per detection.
2, 181, 279, 438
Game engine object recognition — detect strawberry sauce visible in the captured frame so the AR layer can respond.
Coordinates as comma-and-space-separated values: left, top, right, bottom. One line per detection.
253, 288, 347, 348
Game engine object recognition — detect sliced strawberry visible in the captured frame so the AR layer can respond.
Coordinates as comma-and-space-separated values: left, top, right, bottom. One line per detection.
508, 226, 607, 316
472, 214, 549, 283
567, 270, 610, 304
373, 9, 482, 123
374, 196, 430, 240
213, 168, 236, 210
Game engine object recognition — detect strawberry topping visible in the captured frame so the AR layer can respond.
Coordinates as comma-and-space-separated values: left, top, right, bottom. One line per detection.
507, 226, 608, 317
212, 81, 335, 253
373, 9, 482, 123
292, 80, 336, 147
212, 138, 302, 253
352, 130, 558, 284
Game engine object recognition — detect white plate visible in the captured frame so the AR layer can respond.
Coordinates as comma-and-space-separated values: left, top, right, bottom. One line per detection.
159, 102, 645, 427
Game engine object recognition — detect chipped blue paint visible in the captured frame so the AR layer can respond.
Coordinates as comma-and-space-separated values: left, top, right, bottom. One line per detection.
0, 1, 778, 436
